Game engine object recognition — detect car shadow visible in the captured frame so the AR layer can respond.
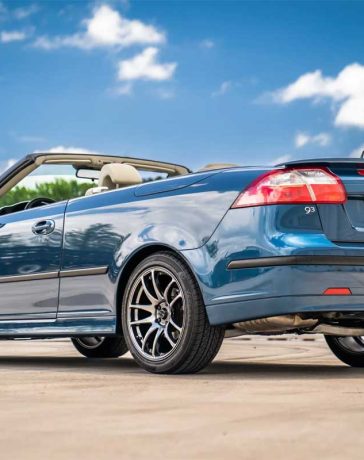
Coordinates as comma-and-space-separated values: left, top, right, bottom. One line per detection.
203, 360, 364, 380
0, 354, 362, 380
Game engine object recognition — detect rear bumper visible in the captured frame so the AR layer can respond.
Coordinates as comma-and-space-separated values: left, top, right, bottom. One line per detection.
181, 206, 364, 325
207, 294, 364, 326
207, 256, 364, 325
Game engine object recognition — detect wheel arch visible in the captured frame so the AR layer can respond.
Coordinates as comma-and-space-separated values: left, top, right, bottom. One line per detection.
115, 244, 201, 332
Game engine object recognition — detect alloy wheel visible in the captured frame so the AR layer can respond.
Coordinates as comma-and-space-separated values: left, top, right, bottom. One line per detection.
336, 336, 364, 353
75, 336, 105, 349
126, 266, 185, 361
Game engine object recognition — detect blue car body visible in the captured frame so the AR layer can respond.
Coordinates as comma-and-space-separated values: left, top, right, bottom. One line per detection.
1, 156, 364, 338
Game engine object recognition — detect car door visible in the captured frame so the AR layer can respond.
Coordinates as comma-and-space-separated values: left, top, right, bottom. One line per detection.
58, 193, 123, 318
0, 201, 66, 320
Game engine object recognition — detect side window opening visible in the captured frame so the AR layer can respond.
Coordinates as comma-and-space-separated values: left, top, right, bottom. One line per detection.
0, 163, 169, 214
0, 164, 96, 208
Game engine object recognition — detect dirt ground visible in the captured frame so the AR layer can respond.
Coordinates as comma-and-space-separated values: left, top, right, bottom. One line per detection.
0, 336, 363, 460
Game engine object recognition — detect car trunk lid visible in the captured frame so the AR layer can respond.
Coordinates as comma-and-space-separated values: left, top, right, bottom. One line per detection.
279, 158, 364, 243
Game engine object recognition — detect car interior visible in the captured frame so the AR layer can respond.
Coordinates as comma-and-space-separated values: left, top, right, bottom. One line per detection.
0, 153, 190, 216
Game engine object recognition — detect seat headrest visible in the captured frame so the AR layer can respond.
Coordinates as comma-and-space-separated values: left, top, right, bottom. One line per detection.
98, 163, 142, 189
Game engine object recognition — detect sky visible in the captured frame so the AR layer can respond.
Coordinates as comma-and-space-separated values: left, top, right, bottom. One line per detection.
1, 0, 364, 172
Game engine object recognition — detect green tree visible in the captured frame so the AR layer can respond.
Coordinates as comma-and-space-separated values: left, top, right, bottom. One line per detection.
0, 179, 92, 207
0, 174, 164, 208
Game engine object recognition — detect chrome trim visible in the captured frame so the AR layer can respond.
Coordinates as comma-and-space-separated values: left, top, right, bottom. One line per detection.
0, 318, 55, 324
0, 266, 108, 283
57, 310, 112, 317
59, 266, 109, 278
0, 271, 58, 283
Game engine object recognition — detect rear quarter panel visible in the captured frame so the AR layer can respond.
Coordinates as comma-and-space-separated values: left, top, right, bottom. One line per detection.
58, 168, 266, 316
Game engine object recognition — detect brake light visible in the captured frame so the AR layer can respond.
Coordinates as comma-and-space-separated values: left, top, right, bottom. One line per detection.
232, 167, 346, 208
324, 288, 352, 296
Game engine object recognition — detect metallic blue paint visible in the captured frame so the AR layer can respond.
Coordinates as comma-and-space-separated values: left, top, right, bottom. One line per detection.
1, 162, 364, 336
0, 201, 66, 319
182, 204, 364, 325
57, 168, 265, 320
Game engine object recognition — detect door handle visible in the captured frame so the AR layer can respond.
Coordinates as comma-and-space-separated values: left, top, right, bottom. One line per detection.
32, 219, 55, 235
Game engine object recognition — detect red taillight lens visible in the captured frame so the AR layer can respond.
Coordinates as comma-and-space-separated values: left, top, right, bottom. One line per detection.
232, 167, 347, 208
324, 288, 352, 296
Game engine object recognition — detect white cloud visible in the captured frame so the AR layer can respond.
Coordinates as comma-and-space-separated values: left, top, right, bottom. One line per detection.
39, 146, 106, 155
269, 154, 292, 165
34, 4, 165, 50
294, 132, 331, 149
0, 158, 17, 174
349, 144, 364, 158
200, 39, 215, 49
118, 47, 176, 81
0, 30, 27, 43
110, 82, 134, 96
272, 63, 364, 129
212, 80, 232, 97
13, 4, 39, 20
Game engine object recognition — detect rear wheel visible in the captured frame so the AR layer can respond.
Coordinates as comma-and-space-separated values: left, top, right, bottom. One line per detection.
122, 251, 225, 374
71, 336, 128, 358
325, 335, 364, 367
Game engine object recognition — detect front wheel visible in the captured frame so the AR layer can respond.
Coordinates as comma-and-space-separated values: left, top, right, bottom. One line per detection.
71, 336, 128, 358
122, 252, 225, 374
325, 335, 364, 367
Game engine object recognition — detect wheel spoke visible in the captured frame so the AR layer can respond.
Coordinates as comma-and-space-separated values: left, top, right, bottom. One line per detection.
151, 269, 164, 301
130, 315, 154, 326
129, 304, 155, 314
152, 327, 163, 357
169, 293, 182, 308
169, 318, 182, 332
163, 280, 175, 302
76, 336, 105, 349
141, 324, 158, 352
163, 328, 175, 348
141, 274, 159, 304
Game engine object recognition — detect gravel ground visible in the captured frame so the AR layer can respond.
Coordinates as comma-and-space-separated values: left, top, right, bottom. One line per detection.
0, 336, 363, 460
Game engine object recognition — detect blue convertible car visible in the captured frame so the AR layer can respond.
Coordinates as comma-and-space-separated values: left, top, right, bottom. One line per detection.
1, 151, 364, 373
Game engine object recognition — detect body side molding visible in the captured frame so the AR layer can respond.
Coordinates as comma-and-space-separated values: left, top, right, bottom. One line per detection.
227, 255, 364, 269
59, 266, 109, 278
0, 271, 58, 283
0, 266, 108, 283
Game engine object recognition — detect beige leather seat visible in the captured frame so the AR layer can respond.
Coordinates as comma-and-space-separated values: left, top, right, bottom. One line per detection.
98, 163, 142, 189
85, 163, 142, 195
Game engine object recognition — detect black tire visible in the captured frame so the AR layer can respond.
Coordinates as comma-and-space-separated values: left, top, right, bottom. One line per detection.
325, 335, 364, 367
71, 336, 128, 358
121, 251, 225, 374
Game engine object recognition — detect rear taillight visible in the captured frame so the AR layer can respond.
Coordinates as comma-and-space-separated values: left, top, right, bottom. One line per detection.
232, 167, 347, 208
324, 288, 352, 296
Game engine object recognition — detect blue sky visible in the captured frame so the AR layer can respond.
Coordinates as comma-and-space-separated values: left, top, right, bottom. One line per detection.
1, 0, 364, 171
